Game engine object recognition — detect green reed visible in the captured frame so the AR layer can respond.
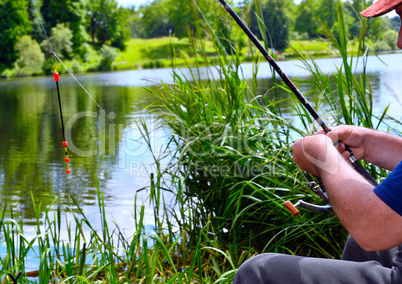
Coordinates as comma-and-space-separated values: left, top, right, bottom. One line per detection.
142, 0, 402, 267
0, 181, 240, 283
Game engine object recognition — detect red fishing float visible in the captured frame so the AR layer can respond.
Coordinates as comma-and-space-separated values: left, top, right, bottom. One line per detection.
53, 60, 71, 174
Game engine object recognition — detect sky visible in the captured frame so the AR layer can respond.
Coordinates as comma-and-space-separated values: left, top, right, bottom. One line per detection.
120, 0, 396, 17
119, 0, 303, 8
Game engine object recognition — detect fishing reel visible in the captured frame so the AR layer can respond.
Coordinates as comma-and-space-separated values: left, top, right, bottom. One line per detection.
284, 181, 333, 216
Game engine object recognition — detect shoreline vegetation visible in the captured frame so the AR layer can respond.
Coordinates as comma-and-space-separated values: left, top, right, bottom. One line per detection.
2, 2, 402, 284
0, 37, 349, 79
1, 0, 400, 79
1, 36, 401, 79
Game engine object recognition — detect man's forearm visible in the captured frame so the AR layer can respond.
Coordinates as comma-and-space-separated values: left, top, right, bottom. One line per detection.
318, 149, 401, 251
364, 130, 402, 171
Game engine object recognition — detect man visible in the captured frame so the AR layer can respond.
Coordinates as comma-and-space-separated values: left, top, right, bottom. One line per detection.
233, 0, 402, 283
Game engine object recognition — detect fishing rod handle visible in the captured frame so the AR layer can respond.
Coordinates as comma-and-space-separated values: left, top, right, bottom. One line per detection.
333, 139, 377, 185
284, 200, 333, 216
344, 145, 378, 186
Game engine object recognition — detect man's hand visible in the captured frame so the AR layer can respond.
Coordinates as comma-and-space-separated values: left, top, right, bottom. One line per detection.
316, 125, 402, 171
292, 134, 340, 177
315, 125, 369, 161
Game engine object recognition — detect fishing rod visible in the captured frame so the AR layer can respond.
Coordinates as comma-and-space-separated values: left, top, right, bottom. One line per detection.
216, 0, 377, 215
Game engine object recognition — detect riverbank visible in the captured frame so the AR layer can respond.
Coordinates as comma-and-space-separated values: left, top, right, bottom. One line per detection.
0, 37, 350, 78
112, 37, 340, 70
2, 34, 399, 79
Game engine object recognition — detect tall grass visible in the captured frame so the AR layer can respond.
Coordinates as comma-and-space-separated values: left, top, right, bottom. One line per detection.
143, 0, 401, 263
0, 183, 244, 283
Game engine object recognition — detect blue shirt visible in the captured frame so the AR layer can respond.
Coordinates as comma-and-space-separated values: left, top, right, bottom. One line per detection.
374, 160, 402, 216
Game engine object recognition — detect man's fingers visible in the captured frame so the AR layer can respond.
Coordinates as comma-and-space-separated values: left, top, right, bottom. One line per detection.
314, 129, 327, 135
326, 129, 342, 144
334, 142, 346, 153
333, 141, 353, 160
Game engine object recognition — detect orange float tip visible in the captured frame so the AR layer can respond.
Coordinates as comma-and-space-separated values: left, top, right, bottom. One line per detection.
66, 169, 71, 174
284, 201, 299, 216
53, 72, 59, 82
63, 141, 68, 147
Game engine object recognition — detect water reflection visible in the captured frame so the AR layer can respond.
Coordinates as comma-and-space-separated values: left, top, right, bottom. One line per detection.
0, 75, 159, 224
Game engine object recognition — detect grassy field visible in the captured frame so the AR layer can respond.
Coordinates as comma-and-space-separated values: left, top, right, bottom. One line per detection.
285, 40, 330, 51
113, 37, 340, 71
113, 37, 217, 70
114, 37, 178, 70
0, 36, 353, 78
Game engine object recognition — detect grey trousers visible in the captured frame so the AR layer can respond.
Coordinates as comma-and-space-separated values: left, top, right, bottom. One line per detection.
233, 236, 402, 283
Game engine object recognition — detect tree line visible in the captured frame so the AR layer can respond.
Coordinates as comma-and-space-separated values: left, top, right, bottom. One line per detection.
1, 0, 400, 77
133, 0, 400, 51
0, 0, 131, 76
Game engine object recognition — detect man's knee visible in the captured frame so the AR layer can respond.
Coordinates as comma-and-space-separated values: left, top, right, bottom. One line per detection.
233, 253, 291, 284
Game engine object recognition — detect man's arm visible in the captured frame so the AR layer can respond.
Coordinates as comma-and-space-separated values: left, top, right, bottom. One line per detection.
292, 134, 402, 251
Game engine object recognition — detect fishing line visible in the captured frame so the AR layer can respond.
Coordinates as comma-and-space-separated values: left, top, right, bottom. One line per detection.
31, 0, 54, 54
192, 0, 231, 59
31, 0, 138, 173
52, 51, 123, 131
192, 0, 248, 81
31, 0, 124, 132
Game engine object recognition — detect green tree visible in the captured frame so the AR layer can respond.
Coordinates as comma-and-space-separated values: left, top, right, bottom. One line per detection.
250, 0, 290, 50
0, 0, 32, 66
68, 0, 88, 53
318, 0, 337, 29
366, 17, 383, 41
111, 7, 131, 49
382, 30, 398, 50
13, 35, 45, 76
98, 44, 117, 70
44, 23, 74, 58
381, 17, 392, 33
167, 0, 193, 38
140, 0, 174, 38
41, 0, 87, 54
390, 16, 400, 32
374, 40, 392, 51
167, 0, 212, 39
129, 7, 144, 38
283, 0, 297, 34
350, 0, 362, 12
294, 0, 320, 38
87, 0, 130, 49
28, 0, 46, 44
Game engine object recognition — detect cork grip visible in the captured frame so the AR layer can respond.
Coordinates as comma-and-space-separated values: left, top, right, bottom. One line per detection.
284, 201, 299, 216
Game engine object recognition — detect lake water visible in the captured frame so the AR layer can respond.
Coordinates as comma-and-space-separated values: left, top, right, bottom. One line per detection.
0, 52, 401, 242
